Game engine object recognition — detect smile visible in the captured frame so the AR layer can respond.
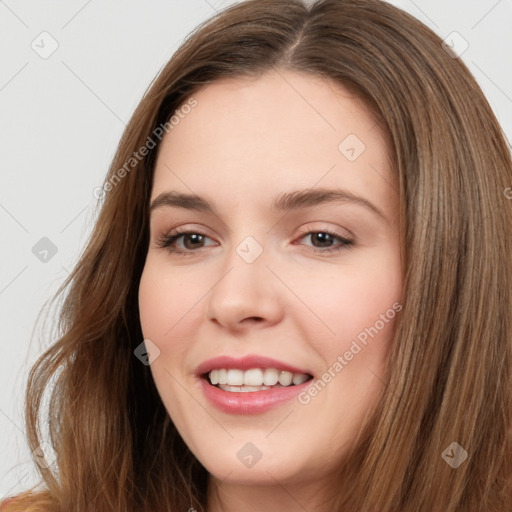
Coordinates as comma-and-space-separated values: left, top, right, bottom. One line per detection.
197, 355, 314, 413
207, 368, 311, 391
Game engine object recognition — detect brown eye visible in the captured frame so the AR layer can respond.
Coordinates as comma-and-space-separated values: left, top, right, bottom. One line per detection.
297, 230, 355, 254
157, 230, 217, 255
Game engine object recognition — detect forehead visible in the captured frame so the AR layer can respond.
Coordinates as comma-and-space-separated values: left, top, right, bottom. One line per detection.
151, 70, 394, 213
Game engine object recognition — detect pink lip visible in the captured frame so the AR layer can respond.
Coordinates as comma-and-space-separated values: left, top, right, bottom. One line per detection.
200, 377, 312, 414
196, 355, 311, 376
196, 355, 313, 414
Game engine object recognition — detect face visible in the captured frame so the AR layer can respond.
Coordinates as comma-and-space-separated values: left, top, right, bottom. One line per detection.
138, 69, 402, 495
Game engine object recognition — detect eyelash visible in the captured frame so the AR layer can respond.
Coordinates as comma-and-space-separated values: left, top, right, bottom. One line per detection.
156, 226, 355, 257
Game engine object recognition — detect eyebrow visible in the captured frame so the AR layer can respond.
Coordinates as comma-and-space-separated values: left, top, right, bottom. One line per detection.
150, 188, 388, 222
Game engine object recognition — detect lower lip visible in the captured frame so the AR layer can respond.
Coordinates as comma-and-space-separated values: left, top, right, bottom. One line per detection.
200, 376, 312, 414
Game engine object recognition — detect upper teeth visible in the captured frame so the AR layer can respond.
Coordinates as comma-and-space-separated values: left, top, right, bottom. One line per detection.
208, 368, 310, 387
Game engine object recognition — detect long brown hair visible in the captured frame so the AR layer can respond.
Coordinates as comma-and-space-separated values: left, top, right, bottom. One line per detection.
3, 0, 512, 510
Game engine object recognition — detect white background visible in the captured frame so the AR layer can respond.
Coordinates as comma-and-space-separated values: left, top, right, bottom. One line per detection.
1, 0, 511, 499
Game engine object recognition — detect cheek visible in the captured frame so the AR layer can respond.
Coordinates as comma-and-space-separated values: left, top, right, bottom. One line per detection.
138, 261, 201, 418
138, 258, 202, 340
286, 258, 401, 356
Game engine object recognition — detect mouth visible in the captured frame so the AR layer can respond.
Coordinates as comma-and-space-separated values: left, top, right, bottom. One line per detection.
196, 355, 314, 410
203, 367, 313, 392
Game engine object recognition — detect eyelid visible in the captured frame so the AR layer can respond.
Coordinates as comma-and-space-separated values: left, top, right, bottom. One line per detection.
299, 222, 354, 240
154, 223, 216, 242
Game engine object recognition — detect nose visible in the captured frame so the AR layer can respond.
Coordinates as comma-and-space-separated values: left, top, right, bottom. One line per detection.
206, 245, 283, 332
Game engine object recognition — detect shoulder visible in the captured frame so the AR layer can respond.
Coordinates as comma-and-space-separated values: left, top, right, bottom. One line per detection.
1, 493, 53, 511
0, 497, 15, 509
0, 498, 13, 510
0, 497, 26, 511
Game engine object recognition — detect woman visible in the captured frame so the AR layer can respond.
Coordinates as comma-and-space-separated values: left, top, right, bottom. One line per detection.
3, 0, 511, 510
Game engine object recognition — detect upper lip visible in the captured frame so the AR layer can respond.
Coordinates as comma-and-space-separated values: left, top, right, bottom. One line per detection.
196, 355, 313, 377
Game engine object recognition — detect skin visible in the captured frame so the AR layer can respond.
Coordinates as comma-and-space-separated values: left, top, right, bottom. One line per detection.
138, 69, 403, 512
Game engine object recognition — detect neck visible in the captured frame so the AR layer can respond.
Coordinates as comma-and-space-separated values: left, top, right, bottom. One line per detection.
206, 473, 339, 512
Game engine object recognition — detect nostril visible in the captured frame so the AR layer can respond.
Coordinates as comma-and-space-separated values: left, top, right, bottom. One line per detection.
244, 317, 264, 323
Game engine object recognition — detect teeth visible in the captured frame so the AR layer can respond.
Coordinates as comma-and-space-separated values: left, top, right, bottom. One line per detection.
226, 369, 244, 385
208, 367, 310, 388
278, 371, 293, 386
263, 368, 279, 386
210, 369, 219, 385
218, 384, 274, 392
244, 368, 263, 386
292, 373, 309, 385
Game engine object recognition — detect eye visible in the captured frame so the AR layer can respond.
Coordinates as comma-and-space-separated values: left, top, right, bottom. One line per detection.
156, 226, 355, 256
295, 227, 355, 254
156, 228, 216, 257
